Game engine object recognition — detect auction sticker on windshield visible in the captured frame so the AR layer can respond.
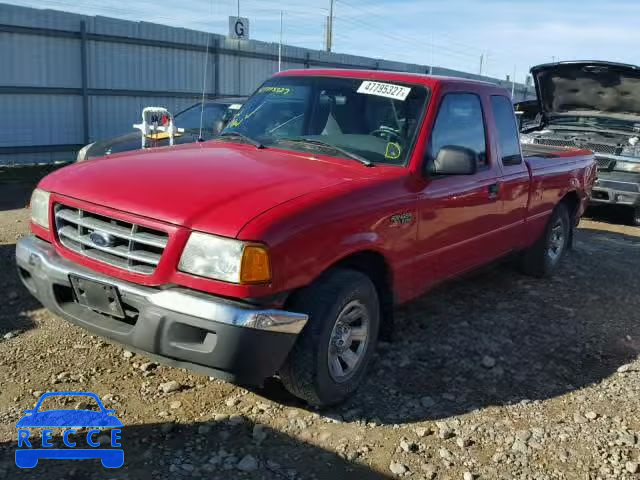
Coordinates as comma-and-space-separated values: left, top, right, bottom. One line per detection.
357, 81, 411, 101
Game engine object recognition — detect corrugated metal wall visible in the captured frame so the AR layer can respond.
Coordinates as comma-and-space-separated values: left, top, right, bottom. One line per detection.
0, 2, 535, 165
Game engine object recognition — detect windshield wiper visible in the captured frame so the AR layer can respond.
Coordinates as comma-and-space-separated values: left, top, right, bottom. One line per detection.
277, 138, 373, 166
217, 132, 265, 149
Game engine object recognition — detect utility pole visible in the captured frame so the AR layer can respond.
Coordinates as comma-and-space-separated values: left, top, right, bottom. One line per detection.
511, 65, 516, 99
429, 32, 433, 74
326, 0, 334, 52
278, 10, 283, 72
237, 0, 240, 17
479, 53, 484, 76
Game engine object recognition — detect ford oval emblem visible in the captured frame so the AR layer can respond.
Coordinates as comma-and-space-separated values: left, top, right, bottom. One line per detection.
89, 231, 116, 248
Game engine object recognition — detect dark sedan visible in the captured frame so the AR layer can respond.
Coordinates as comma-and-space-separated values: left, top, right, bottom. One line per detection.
77, 97, 246, 161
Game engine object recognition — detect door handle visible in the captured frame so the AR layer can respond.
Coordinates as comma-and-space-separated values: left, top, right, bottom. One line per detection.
488, 183, 500, 200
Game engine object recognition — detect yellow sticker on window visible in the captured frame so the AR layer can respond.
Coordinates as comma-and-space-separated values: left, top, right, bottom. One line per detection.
258, 86, 292, 95
385, 142, 402, 160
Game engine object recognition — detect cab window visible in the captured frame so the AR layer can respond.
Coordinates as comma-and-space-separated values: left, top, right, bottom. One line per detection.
425, 93, 487, 174
491, 95, 522, 166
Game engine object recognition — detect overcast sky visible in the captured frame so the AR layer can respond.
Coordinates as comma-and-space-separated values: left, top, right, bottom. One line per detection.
6, 0, 640, 83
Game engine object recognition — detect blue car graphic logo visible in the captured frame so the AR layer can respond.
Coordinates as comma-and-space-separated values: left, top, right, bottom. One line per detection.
15, 391, 124, 469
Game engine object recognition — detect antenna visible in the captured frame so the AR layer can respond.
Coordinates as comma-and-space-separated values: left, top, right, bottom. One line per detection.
197, 0, 214, 142
198, 32, 211, 142
278, 11, 283, 72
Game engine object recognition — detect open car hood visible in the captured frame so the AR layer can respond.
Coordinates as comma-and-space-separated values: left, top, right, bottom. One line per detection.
531, 61, 640, 120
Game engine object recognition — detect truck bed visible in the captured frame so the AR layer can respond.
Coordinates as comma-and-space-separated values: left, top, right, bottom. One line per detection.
523, 142, 594, 174
521, 143, 590, 158
520, 143, 596, 241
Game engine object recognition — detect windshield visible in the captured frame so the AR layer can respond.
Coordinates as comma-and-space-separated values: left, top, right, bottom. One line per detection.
175, 102, 237, 132
220, 76, 429, 165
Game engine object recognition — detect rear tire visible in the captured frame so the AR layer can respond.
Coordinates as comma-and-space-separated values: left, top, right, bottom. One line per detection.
520, 202, 571, 278
279, 269, 380, 407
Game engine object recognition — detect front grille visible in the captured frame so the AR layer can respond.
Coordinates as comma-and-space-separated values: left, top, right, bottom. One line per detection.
595, 156, 616, 170
54, 204, 168, 275
533, 137, 621, 155
596, 179, 640, 193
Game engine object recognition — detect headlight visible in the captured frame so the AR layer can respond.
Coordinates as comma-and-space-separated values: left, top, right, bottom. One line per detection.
614, 160, 640, 173
519, 133, 535, 144
178, 232, 271, 284
30, 189, 51, 229
76, 142, 95, 162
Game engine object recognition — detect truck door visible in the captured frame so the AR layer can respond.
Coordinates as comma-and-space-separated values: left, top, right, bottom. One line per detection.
489, 94, 530, 254
415, 92, 503, 280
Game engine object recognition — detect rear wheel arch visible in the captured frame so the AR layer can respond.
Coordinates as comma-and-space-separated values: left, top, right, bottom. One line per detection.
560, 190, 581, 223
558, 190, 581, 248
520, 201, 571, 278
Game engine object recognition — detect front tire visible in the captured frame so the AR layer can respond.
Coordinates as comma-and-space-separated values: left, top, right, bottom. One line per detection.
279, 269, 380, 407
520, 202, 571, 278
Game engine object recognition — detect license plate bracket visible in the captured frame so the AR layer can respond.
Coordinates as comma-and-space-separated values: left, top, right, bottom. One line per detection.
69, 275, 125, 319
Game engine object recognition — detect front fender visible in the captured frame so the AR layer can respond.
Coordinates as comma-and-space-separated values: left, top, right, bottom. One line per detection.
237, 173, 418, 302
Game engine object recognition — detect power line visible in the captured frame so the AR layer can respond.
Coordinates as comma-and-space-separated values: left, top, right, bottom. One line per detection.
334, 16, 478, 61
326, 0, 334, 52
334, 0, 523, 78
329, 4, 481, 61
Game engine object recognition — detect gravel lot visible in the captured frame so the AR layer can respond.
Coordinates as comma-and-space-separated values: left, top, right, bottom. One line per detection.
1, 186, 639, 480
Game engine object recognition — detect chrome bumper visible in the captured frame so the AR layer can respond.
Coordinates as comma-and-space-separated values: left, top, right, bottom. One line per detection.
590, 178, 640, 206
15, 235, 308, 385
15, 235, 307, 334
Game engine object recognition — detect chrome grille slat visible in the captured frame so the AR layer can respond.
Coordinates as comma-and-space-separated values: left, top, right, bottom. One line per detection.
128, 224, 138, 270
78, 208, 85, 252
55, 208, 167, 248
57, 226, 161, 265
596, 180, 640, 193
595, 156, 616, 170
54, 204, 168, 275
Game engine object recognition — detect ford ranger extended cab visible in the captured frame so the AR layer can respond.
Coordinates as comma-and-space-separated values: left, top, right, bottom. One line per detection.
17, 70, 596, 406
522, 61, 640, 225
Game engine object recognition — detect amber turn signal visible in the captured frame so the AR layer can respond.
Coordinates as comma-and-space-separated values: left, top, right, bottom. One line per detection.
240, 245, 272, 284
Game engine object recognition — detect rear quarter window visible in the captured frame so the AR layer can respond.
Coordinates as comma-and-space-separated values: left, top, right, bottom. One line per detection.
491, 95, 522, 166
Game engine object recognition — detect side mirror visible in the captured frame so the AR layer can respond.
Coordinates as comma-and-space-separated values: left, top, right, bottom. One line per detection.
431, 146, 478, 175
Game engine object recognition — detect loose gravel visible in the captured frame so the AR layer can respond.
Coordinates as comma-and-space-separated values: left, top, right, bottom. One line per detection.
1, 191, 639, 480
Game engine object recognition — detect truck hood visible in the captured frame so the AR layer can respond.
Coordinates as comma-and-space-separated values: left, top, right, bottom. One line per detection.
41, 142, 365, 237
531, 61, 640, 121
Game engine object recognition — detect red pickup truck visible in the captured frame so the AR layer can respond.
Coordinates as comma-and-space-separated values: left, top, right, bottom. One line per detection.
17, 69, 596, 406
